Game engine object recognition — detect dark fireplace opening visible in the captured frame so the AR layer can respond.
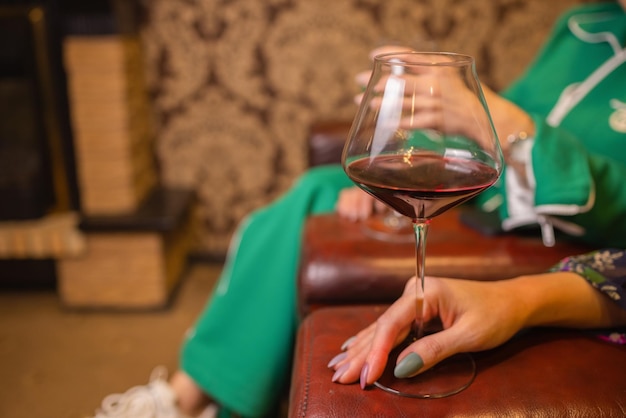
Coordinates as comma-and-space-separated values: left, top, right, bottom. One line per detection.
0, 13, 56, 219
0, 1, 80, 221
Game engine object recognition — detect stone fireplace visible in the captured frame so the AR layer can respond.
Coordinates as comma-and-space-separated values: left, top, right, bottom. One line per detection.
0, 1, 81, 285
0, 1, 190, 300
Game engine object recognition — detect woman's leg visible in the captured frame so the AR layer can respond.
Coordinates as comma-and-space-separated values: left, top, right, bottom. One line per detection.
168, 370, 212, 416
179, 165, 353, 417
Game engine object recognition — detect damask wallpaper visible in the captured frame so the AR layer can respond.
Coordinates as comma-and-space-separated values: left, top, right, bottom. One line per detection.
138, 0, 593, 256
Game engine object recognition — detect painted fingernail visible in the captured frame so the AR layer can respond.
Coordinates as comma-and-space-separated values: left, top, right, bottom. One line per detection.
332, 363, 350, 382
341, 336, 356, 351
327, 352, 347, 368
360, 362, 370, 390
394, 353, 424, 378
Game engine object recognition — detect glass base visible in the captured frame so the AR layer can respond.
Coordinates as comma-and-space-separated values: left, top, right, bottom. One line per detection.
361, 213, 414, 243
374, 342, 476, 399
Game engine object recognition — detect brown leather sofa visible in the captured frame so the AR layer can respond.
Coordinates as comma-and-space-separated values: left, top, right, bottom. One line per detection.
287, 122, 625, 418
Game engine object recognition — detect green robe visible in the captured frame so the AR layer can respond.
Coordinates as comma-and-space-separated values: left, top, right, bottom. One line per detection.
181, 165, 353, 416
491, 2, 626, 246
181, 2, 626, 416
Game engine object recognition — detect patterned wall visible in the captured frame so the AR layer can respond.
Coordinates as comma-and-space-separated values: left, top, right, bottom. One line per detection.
139, 0, 592, 256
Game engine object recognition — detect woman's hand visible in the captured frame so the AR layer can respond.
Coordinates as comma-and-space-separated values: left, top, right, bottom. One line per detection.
335, 186, 385, 221
328, 276, 525, 388
329, 271, 626, 389
355, 47, 536, 152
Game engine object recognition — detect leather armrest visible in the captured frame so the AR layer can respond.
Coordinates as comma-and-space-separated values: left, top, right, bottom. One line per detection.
307, 120, 351, 167
289, 305, 626, 417
297, 207, 592, 318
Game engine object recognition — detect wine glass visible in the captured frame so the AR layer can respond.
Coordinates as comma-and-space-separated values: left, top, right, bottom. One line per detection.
359, 41, 437, 244
341, 51, 503, 398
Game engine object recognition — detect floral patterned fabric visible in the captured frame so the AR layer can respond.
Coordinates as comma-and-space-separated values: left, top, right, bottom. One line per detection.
550, 248, 626, 344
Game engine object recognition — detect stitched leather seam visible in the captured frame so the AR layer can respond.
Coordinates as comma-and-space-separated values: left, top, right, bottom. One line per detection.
298, 316, 313, 417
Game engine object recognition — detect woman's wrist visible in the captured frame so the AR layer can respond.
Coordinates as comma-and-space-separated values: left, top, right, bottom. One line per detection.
500, 113, 535, 157
507, 272, 626, 330
481, 87, 535, 155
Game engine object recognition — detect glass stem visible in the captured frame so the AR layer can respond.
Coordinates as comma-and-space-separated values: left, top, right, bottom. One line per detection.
412, 220, 430, 340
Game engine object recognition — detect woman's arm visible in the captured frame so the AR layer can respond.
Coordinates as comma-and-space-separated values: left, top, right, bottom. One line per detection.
329, 249, 626, 388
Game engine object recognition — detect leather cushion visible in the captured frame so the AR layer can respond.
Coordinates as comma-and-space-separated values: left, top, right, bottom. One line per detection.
297, 208, 592, 317
289, 305, 626, 418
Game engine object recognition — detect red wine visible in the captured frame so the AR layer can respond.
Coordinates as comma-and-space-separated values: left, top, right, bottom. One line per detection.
346, 153, 499, 220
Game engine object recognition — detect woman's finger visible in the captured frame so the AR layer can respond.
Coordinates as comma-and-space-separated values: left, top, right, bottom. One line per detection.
359, 288, 419, 386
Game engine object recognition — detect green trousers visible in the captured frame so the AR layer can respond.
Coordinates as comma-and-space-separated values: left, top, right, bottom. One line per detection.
180, 165, 353, 417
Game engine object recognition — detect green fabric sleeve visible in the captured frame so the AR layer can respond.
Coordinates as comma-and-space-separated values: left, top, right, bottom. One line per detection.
486, 1, 626, 248
496, 115, 626, 248
530, 117, 593, 209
